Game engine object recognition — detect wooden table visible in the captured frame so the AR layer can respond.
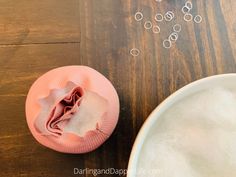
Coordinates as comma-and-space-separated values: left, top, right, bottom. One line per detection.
0, 0, 235, 176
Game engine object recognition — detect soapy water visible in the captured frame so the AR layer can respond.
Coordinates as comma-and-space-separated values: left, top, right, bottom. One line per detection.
137, 88, 236, 177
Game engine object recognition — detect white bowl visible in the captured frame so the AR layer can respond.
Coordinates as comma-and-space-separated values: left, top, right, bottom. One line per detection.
127, 74, 236, 177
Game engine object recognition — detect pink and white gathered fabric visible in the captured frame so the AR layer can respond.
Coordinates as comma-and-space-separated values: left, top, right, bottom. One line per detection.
25, 66, 120, 153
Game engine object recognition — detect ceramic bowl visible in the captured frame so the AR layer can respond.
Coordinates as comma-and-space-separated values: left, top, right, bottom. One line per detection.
127, 74, 236, 177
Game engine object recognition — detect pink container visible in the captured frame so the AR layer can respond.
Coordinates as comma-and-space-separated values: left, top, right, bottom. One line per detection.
25, 66, 120, 153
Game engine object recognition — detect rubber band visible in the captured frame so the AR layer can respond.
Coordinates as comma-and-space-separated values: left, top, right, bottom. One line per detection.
134, 12, 143, 21
169, 32, 178, 42
184, 13, 193, 22
194, 15, 202, 23
164, 11, 175, 21
185, 1, 193, 10
181, 5, 191, 14
173, 24, 182, 33
144, 21, 153, 29
167, 11, 175, 18
130, 48, 140, 57
155, 13, 163, 22
153, 25, 161, 33
163, 39, 172, 49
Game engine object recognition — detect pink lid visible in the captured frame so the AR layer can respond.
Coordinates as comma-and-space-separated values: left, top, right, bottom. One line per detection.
25, 66, 120, 153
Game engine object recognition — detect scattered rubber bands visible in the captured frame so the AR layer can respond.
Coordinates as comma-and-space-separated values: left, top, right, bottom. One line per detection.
163, 24, 181, 49
182, 1, 203, 24
164, 11, 175, 21
131, 0, 203, 52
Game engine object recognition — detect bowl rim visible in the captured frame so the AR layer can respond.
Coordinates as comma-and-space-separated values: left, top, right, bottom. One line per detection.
127, 73, 236, 177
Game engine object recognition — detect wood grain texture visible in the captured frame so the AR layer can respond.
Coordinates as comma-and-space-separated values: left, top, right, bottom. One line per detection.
0, 0, 80, 44
0, 0, 236, 177
0, 43, 80, 95
0, 43, 82, 177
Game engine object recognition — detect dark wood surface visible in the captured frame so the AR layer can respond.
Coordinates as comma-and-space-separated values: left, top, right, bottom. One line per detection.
0, 0, 235, 176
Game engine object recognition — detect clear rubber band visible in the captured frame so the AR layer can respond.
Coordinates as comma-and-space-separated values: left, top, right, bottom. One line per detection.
194, 15, 203, 23
182, 5, 191, 14
130, 48, 140, 57
164, 11, 175, 21
185, 1, 193, 10
153, 25, 161, 33
173, 24, 182, 33
155, 13, 163, 22
134, 12, 144, 21
163, 39, 172, 49
169, 32, 178, 42
144, 21, 153, 29
184, 13, 193, 22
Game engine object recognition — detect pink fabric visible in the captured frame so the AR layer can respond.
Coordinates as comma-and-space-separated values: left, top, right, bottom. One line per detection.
25, 66, 120, 153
